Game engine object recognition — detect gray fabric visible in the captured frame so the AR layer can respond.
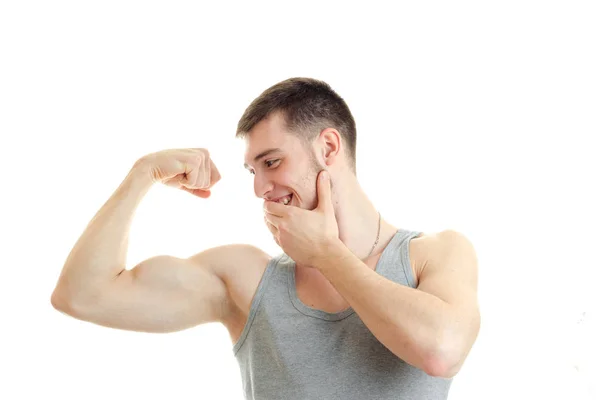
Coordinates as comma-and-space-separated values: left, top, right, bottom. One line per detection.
232, 228, 453, 399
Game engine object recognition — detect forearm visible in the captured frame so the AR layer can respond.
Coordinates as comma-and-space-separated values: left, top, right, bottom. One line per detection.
53, 160, 155, 302
315, 244, 453, 376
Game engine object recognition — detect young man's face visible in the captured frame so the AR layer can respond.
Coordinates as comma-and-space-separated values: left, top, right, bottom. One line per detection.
243, 112, 324, 211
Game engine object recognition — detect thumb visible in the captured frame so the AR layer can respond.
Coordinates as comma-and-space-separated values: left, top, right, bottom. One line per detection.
317, 170, 333, 212
180, 186, 211, 198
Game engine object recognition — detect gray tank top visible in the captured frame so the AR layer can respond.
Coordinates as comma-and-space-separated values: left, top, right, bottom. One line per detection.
232, 228, 453, 399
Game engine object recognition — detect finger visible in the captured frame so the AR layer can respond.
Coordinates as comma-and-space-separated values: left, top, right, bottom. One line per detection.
317, 170, 333, 212
181, 187, 211, 198
265, 217, 279, 244
263, 200, 286, 217
203, 152, 210, 188
264, 212, 279, 229
209, 158, 221, 185
264, 215, 278, 232
181, 161, 199, 189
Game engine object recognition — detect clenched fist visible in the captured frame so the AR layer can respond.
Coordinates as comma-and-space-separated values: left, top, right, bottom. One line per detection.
137, 148, 221, 198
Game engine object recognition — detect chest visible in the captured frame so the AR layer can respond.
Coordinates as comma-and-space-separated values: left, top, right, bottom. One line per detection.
226, 238, 424, 346
294, 249, 421, 314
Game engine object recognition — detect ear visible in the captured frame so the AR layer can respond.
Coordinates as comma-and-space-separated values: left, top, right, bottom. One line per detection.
317, 128, 342, 167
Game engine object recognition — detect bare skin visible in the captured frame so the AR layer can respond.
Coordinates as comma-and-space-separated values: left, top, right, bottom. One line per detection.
50, 113, 428, 348
222, 240, 424, 346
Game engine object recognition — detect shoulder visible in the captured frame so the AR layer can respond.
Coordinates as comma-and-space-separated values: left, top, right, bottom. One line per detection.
410, 229, 479, 296
190, 243, 274, 314
422, 229, 477, 265
205, 244, 274, 327
408, 229, 477, 285
411, 229, 474, 253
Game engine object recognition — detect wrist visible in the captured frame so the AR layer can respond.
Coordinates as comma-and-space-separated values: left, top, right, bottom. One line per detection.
127, 158, 156, 190
315, 239, 350, 270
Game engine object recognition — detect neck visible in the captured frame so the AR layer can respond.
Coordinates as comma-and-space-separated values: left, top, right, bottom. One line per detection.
330, 172, 397, 264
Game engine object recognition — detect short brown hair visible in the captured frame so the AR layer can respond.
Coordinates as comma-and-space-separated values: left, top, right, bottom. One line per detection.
236, 77, 357, 174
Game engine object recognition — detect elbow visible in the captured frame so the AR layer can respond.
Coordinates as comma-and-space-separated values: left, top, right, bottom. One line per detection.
425, 356, 460, 379
51, 288, 73, 313
428, 313, 481, 378
51, 275, 101, 316
423, 329, 463, 379
51, 285, 86, 317
51, 290, 93, 320
422, 351, 453, 378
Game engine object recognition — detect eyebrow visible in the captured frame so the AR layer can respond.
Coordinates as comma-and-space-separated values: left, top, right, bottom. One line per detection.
244, 148, 283, 169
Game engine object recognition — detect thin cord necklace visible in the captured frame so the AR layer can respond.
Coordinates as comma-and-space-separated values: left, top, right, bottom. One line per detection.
366, 211, 381, 258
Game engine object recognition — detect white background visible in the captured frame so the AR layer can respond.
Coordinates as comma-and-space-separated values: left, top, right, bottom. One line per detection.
1, 1, 598, 399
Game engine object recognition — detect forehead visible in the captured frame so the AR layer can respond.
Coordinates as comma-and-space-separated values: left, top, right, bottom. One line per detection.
243, 112, 301, 167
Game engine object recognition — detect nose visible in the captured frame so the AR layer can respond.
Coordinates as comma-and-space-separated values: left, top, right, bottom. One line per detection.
254, 172, 274, 199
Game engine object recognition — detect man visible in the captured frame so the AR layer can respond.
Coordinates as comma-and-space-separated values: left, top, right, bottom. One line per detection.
51, 77, 480, 400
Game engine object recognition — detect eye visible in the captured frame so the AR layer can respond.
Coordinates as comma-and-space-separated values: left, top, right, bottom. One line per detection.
265, 159, 280, 168
248, 159, 280, 176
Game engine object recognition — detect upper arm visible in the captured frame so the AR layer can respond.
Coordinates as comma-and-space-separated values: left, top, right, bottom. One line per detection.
414, 230, 481, 371
63, 244, 266, 334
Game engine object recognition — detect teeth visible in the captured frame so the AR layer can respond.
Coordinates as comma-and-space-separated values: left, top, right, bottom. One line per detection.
279, 195, 291, 205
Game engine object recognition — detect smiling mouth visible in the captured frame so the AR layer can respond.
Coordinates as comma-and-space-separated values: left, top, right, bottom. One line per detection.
272, 193, 293, 206
280, 194, 293, 205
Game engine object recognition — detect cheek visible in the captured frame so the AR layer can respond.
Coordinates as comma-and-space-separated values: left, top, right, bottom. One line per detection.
276, 171, 302, 203
276, 169, 297, 189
